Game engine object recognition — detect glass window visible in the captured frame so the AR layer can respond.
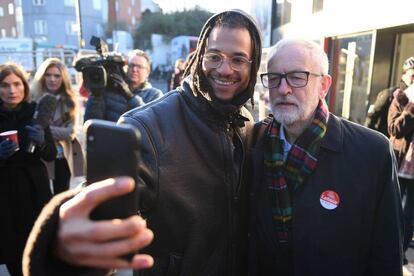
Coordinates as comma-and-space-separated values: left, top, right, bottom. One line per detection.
34, 20, 47, 34
92, 0, 101, 10
313, 0, 323, 13
1, 29, 6, 38
276, 0, 291, 26
65, 21, 76, 35
328, 32, 374, 124
8, 3, 14, 15
0, 7, 4, 16
33, 0, 45, 5
392, 32, 414, 86
15, 6, 23, 21
11, 27, 16, 37
64, 0, 75, 6
95, 24, 103, 37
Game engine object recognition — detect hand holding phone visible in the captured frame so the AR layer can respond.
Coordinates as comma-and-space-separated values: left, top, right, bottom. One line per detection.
54, 177, 154, 269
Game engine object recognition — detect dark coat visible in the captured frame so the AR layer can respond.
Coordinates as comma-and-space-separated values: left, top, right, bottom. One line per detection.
388, 90, 414, 166
364, 86, 396, 137
120, 80, 253, 276
249, 114, 403, 276
0, 102, 56, 263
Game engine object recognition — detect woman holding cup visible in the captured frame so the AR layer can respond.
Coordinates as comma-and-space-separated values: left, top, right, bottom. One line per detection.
0, 63, 56, 276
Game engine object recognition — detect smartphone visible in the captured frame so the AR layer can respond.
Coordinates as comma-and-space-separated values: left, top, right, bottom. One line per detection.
84, 119, 141, 221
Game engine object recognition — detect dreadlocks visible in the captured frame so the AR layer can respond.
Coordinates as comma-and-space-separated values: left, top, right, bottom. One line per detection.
184, 10, 262, 108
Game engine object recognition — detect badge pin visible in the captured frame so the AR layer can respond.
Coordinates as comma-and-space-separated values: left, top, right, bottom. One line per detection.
320, 190, 340, 210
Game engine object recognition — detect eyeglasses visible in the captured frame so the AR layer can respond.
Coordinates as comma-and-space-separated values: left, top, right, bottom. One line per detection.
202, 52, 252, 71
129, 63, 147, 70
260, 71, 324, 88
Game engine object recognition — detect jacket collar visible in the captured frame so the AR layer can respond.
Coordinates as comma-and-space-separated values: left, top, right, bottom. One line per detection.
320, 113, 342, 153
181, 77, 250, 127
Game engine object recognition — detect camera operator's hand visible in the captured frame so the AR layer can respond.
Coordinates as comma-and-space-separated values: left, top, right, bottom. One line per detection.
110, 73, 134, 99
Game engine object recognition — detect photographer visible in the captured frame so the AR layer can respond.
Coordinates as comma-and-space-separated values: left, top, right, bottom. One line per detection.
84, 49, 163, 122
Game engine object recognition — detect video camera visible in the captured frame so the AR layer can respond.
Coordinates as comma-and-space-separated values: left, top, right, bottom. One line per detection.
75, 36, 127, 91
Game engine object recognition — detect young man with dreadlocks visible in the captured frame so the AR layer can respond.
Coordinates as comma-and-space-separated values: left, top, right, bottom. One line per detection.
23, 10, 262, 276
248, 38, 403, 275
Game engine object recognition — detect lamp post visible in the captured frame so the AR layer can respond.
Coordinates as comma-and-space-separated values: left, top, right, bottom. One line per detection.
75, 0, 84, 49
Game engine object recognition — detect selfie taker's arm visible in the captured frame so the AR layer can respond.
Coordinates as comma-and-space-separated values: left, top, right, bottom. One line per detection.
23, 177, 154, 276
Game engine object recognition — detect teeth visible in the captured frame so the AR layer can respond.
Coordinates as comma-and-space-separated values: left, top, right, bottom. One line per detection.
214, 78, 235, 85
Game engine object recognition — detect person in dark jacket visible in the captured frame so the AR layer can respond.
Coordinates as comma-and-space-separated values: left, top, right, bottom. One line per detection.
388, 58, 414, 270
84, 49, 163, 122
23, 9, 262, 276
249, 38, 403, 275
365, 57, 414, 137
169, 58, 185, 90
364, 86, 395, 136
0, 63, 56, 276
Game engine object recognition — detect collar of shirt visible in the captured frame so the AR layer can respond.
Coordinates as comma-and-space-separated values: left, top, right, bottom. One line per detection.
280, 125, 292, 161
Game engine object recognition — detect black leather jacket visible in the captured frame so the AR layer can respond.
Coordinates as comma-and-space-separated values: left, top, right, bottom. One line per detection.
119, 79, 254, 276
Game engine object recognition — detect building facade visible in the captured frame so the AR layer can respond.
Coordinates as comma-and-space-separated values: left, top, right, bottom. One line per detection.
22, 0, 105, 49
0, 0, 23, 38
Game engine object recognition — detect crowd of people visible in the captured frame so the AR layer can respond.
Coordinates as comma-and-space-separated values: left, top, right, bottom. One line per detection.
0, 8, 411, 276
0, 44, 164, 275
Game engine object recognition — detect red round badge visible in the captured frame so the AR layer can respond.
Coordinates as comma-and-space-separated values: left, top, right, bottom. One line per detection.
320, 190, 340, 210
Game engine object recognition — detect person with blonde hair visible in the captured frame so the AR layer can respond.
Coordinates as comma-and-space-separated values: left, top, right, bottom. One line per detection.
31, 58, 84, 194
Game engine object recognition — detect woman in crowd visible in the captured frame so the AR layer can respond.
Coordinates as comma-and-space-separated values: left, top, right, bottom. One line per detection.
0, 63, 56, 275
31, 58, 84, 194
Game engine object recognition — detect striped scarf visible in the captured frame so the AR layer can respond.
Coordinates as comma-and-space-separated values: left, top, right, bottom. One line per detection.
263, 100, 328, 247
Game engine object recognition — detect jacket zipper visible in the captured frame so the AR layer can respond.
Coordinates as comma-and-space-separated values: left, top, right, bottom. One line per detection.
225, 123, 246, 276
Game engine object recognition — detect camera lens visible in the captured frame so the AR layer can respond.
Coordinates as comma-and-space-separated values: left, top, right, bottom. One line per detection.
83, 66, 107, 89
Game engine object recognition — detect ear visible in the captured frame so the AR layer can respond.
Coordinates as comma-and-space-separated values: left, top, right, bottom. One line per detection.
319, 74, 332, 99
145, 67, 151, 78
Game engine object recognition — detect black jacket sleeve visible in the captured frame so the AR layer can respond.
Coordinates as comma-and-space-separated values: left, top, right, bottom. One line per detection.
38, 126, 57, 162
23, 189, 110, 276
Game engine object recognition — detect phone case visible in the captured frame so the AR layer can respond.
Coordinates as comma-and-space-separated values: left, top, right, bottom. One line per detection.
84, 119, 141, 221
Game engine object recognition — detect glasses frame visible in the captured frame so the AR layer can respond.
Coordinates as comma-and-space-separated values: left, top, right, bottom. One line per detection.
202, 52, 252, 72
129, 63, 147, 70
260, 71, 324, 88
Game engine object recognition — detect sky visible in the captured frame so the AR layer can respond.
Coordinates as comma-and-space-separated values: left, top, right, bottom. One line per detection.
152, 0, 251, 14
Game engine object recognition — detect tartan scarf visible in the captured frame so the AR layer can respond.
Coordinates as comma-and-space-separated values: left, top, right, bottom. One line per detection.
263, 100, 329, 247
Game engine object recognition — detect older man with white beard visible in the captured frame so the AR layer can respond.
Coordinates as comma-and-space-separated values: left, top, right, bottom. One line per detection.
248, 38, 403, 276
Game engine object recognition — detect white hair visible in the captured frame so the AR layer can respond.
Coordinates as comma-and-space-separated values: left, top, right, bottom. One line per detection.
268, 38, 329, 74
